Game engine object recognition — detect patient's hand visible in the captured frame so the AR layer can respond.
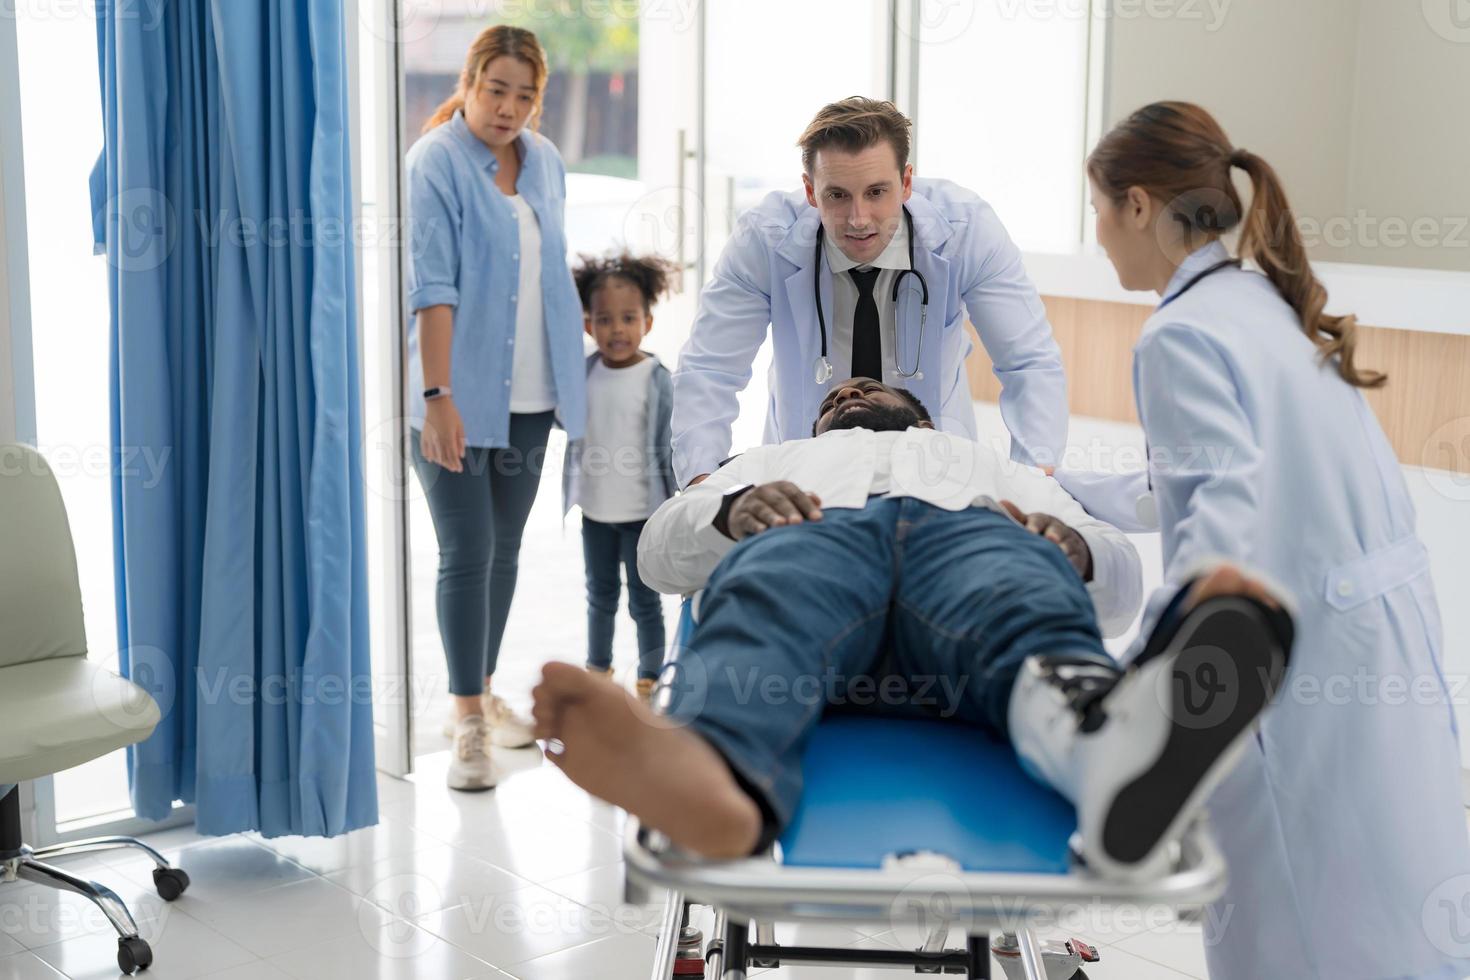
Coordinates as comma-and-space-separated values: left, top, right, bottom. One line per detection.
1000, 500, 1093, 581
723, 481, 823, 541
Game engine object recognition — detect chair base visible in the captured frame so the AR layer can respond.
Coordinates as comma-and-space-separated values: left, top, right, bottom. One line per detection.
1, 788, 189, 974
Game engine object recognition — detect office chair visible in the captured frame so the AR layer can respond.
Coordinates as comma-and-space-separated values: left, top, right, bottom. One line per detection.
0, 444, 190, 974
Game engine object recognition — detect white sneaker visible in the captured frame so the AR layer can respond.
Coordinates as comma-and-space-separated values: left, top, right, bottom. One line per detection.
441, 691, 536, 748
447, 715, 497, 792
1010, 595, 1290, 881
484, 693, 536, 748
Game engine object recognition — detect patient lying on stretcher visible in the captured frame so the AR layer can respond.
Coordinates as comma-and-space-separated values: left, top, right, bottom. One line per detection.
532, 378, 1293, 881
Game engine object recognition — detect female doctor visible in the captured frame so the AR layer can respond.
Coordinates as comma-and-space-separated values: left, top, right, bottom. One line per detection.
1063, 101, 1470, 978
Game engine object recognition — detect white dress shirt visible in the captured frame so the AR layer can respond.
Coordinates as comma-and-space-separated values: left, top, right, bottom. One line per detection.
823, 215, 910, 382
637, 426, 1142, 637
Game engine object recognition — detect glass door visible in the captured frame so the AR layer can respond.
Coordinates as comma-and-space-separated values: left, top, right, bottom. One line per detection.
699, 0, 893, 451
366, 0, 702, 772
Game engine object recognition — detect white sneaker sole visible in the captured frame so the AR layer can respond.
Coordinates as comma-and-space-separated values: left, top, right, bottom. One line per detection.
442, 714, 535, 748
1087, 596, 1289, 879
447, 765, 498, 792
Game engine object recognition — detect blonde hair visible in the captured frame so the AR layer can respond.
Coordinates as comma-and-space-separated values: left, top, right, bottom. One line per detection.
423, 25, 548, 135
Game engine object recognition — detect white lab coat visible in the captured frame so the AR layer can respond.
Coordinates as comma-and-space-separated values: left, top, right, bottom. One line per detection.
1058, 241, 1470, 980
670, 179, 1068, 485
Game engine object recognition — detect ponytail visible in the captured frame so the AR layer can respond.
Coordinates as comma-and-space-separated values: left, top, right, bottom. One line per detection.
423, 94, 467, 134
1231, 149, 1385, 388
1089, 101, 1385, 389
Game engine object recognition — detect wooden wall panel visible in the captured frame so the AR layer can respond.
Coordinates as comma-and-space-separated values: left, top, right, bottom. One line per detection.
965, 296, 1470, 473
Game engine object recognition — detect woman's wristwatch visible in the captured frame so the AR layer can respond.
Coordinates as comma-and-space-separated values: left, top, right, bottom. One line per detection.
423, 386, 452, 401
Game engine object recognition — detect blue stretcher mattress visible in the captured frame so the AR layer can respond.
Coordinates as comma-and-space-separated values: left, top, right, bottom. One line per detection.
777, 715, 1078, 875
675, 600, 1077, 876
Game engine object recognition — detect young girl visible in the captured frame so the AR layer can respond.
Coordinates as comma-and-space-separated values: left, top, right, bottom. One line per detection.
563, 254, 680, 702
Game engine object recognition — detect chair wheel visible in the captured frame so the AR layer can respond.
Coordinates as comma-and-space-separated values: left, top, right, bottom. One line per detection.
117, 936, 152, 974
152, 867, 190, 901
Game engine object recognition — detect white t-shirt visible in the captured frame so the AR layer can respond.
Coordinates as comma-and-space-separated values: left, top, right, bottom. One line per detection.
580, 357, 657, 523
507, 194, 557, 413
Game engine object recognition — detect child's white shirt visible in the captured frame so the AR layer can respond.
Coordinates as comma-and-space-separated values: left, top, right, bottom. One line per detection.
580, 356, 657, 523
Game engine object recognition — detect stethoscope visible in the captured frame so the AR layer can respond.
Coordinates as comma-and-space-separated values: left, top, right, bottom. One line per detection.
812, 206, 930, 384
1144, 255, 1242, 491
1156, 257, 1240, 310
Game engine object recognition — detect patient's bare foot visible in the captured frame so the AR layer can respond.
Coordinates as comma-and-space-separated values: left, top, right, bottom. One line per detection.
532, 662, 763, 859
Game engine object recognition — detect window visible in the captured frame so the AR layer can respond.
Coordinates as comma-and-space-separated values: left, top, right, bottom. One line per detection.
14, 0, 133, 828
915, 0, 1092, 253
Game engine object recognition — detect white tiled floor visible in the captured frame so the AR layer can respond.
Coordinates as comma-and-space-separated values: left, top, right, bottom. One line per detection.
1, 751, 1257, 979
11, 403, 1469, 979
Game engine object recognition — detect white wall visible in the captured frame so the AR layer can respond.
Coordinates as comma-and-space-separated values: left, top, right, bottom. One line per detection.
1344, 1, 1470, 272
1104, 0, 1470, 273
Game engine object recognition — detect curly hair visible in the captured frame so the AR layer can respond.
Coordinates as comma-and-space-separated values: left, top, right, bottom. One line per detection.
572, 252, 680, 314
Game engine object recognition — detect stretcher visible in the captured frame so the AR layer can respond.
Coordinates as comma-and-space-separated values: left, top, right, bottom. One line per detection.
626, 598, 1227, 979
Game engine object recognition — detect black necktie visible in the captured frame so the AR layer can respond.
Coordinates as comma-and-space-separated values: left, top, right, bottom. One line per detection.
849, 266, 882, 381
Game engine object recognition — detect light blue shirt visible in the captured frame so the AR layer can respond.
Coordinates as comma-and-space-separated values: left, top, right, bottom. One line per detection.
670, 178, 1068, 485
404, 111, 586, 446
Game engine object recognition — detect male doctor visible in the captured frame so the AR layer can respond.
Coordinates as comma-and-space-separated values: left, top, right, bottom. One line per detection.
671, 97, 1068, 486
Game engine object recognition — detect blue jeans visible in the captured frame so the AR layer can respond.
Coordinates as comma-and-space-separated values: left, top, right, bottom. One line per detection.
409, 412, 554, 696
665, 498, 1111, 836
583, 516, 666, 679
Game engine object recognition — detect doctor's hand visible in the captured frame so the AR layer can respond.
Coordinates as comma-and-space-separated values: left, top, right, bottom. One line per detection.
421, 397, 467, 473
722, 482, 823, 541
1001, 500, 1093, 582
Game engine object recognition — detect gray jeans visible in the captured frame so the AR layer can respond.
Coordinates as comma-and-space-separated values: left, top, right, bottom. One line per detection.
410, 411, 554, 696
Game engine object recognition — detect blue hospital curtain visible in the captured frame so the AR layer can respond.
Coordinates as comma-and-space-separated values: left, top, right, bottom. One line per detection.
90, 0, 377, 837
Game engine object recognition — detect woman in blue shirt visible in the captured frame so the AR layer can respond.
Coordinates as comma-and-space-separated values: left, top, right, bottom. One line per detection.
405, 25, 587, 790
